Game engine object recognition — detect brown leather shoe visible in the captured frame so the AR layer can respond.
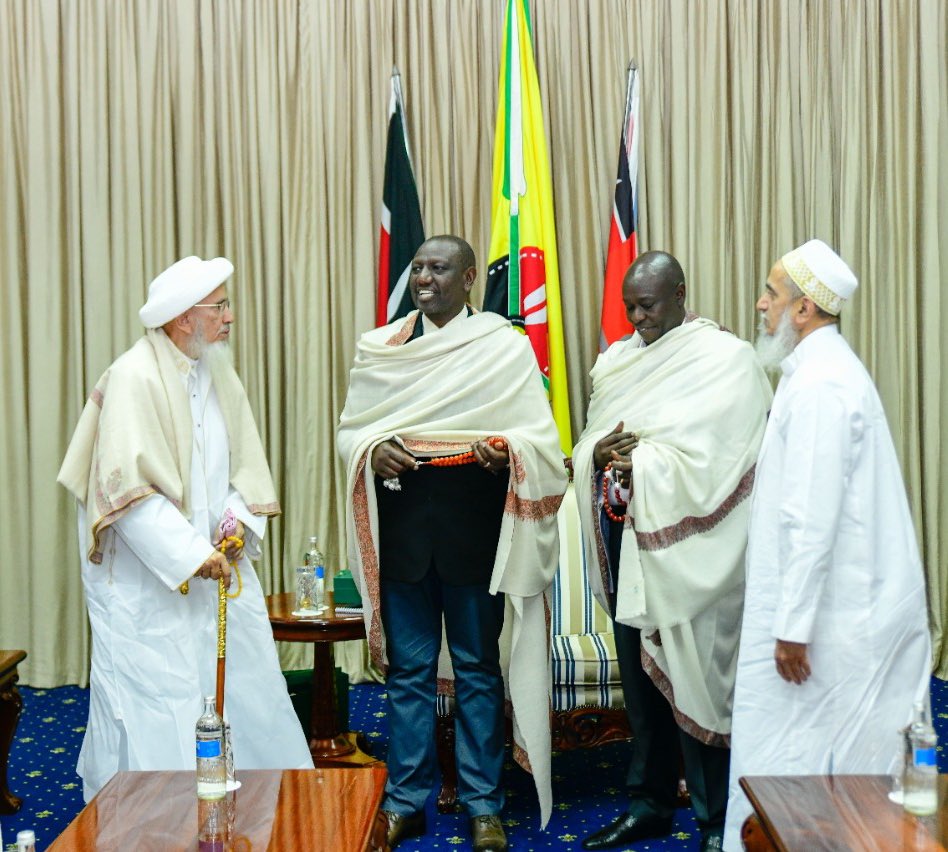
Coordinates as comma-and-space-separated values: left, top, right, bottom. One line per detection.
381, 809, 426, 849
471, 814, 509, 852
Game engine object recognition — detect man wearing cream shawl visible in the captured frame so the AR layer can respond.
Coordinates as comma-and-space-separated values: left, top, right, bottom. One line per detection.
337, 235, 567, 852
58, 256, 312, 802
573, 252, 772, 852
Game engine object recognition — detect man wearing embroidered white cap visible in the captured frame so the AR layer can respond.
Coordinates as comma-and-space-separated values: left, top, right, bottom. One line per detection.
59, 256, 313, 801
722, 240, 931, 849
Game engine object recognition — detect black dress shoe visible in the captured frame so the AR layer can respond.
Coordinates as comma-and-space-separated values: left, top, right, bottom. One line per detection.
381, 809, 426, 849
582, 811, 674, 850
700, 832, 724, 851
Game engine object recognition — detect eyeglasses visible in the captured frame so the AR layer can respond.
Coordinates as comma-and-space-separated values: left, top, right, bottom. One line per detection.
193, 298, 231, 314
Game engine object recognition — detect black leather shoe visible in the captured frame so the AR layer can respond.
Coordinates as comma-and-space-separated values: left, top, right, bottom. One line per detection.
582, 811, 674, 850
382, 809, 426, 849
471, 814, 509, 852
701, 833, 724, 851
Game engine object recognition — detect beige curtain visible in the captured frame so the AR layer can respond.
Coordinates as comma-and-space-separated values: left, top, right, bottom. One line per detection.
1, 0, 945, 685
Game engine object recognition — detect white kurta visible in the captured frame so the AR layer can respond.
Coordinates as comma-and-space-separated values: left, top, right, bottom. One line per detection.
723, 326, 931, 849
76, 354, 312, 801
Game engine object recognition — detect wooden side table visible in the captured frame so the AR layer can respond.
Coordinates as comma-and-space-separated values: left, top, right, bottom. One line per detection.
740, 774, 948, 851
266, 593, 378, 766
48, 767, 390, 851
0, 649, 27, 814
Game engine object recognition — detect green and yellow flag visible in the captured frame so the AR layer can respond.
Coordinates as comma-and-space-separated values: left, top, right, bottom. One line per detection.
484, 0, 571, 455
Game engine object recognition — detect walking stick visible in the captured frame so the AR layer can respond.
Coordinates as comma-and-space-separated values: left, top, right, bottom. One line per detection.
215, 510, 243, 717
216, 576, 228, 715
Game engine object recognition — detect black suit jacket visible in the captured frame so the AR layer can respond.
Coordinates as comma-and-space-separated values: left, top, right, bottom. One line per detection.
374, 307, 509, 586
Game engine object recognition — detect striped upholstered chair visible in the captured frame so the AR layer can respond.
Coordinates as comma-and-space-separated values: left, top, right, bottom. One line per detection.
435, 483, 630, 811
548, 483, 628, 748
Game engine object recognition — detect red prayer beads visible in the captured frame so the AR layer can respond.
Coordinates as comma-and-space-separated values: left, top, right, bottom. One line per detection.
602, 463, 628, 523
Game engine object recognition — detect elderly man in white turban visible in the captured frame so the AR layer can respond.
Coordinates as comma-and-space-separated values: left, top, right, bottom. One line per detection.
722, 240, 931, 849
58, 256, 313, 802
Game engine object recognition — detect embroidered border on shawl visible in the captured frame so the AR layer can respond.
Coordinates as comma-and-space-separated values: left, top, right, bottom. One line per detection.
510, 450, 526, 484
634, 465, 755, 552
640, 642, 729, 748
89, 486, 162, 563
246, 501, 281, 516
353, 453, 385, 669
588, 472, 612, 599
402, 438, 470, 454
385, 313, 420, 346
513, 742, 533, 774
504, 492, 563, 522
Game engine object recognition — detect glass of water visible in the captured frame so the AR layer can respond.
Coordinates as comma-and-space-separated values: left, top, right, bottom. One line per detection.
296, 565, 316, 612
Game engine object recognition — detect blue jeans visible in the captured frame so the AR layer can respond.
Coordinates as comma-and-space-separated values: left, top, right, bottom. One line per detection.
380, 569, 506, 816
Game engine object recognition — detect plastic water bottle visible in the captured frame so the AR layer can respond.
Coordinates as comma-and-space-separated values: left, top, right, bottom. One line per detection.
196, 696, 226, 800
305, 535, 329, 594
314, 564, 326, 612
16, 829, 36, 852
903, 700, 938, 815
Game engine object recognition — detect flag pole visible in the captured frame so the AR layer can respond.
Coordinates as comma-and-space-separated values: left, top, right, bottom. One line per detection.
599, 59, 641, 350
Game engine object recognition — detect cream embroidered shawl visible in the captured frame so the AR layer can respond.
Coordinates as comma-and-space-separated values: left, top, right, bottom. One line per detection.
337, 310, 567, 826
58, 329, 279, 562
573, 318, 772, 743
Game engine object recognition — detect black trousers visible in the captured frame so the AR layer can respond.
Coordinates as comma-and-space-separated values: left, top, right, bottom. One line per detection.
612, 618, 730, 832
607, 515, 729, 833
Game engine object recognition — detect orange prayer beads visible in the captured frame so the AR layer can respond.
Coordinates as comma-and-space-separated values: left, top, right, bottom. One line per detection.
423, 437, 508, 468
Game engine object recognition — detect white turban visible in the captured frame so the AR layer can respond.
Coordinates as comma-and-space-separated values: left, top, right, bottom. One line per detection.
781, 239, 858, 316
139, 256, 234, 328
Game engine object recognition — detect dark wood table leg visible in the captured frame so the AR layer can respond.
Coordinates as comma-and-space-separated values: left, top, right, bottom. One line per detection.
0, 651, 27, 815
309, 641, 356, 760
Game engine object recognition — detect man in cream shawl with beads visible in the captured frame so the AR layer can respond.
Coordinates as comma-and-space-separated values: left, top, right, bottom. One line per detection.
573, 251, 771, 852
338, 235, 567, 852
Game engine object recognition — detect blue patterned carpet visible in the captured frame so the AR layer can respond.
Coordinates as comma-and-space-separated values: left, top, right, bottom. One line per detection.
3, 678, 947, 850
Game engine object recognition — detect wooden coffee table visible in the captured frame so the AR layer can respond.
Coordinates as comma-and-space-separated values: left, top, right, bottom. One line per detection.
0, 649, 27, 814
740, 774, 948, 851
266, 592, 377, 766
47, 767, 389, 851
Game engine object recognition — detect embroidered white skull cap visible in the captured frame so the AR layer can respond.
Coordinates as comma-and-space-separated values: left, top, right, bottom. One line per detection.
780, 239, 857, 316
139, 256, 234, 328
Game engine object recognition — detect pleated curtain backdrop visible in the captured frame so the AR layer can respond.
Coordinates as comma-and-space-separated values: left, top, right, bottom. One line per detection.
0, 0, 945, 685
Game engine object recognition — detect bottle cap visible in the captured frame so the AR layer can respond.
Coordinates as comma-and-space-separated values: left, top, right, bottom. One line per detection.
17, 829, 36, 843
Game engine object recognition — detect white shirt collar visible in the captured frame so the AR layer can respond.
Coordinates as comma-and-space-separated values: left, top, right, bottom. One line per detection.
421, 305, 469, 335
781, 324, 840, 377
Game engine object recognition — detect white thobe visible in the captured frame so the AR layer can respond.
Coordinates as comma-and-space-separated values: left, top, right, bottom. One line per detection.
723, 326, 931, 849
77, 353, 312, 802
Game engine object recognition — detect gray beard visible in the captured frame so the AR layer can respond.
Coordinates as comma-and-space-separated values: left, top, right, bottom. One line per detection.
755, 311, 799, 372
188, 316, 232, 366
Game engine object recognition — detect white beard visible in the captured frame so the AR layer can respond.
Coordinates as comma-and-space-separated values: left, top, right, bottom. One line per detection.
188, 317, 233, 366
203, 340, 233, 370
755, 311, 799, 372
